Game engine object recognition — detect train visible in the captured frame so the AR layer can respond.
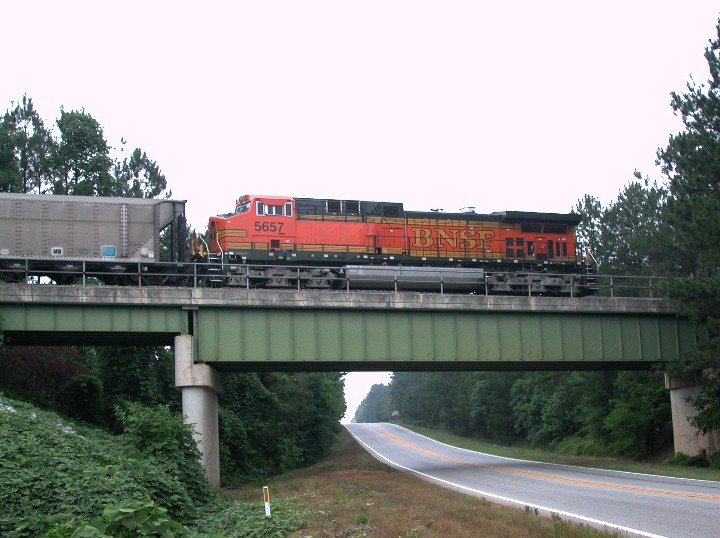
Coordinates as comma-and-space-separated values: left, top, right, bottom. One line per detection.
0, 192, 596, 295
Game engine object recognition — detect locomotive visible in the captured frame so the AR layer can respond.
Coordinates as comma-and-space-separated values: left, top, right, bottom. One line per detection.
205, 194, 595, 295
0, 192, 595, 295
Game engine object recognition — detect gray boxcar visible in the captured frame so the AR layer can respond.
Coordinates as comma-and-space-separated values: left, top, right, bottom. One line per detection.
0, 193, 186, 262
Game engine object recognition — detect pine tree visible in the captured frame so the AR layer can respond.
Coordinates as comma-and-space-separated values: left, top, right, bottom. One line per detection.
658, 20, 720, 434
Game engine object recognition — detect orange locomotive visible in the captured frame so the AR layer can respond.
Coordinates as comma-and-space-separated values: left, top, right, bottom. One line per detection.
206, 194, 594, 295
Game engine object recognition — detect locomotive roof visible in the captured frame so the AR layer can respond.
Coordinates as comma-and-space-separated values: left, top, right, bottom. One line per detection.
491, 211, 582, 225
407, 209, 581, 225
245, 195, 581, 225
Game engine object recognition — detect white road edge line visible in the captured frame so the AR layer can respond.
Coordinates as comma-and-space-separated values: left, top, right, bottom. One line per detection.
344, 424, 667, 538
388, 423, 718, 485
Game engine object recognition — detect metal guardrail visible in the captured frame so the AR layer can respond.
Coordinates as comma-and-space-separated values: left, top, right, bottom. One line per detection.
0, 257, 664, 298
592, 274, 665, 299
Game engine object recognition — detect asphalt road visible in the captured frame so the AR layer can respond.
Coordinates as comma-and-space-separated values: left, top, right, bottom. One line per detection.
345, 423, 720, 538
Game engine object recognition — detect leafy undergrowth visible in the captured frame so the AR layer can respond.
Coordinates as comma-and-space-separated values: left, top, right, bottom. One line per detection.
0, 394, 303, 538
229, 429, 613, 538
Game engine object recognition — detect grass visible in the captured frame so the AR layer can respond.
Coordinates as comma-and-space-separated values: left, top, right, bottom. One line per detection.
228, 430, 616, 537
400, 423, 720, 482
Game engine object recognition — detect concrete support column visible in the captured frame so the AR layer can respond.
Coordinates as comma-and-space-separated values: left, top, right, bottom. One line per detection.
665, 374, 720, 457
174, 334, 223, 488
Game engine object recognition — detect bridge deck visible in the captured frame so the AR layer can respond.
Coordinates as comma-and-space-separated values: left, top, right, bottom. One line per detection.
0, 285, 699, 371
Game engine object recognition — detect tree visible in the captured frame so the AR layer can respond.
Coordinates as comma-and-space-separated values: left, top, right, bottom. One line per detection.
574, 180, 667, 277
113, 144, 168, 199
468, 372, 521, 442
1, 97, 171, 199
0, 95, 55, 193
657, 20, 720, 434
604, 372, 672, 458
354, 383, 393, 423
573, 194, 604, 267
390, 372, 475, 434
602, 179, 668, 276
53, 109, 114, 196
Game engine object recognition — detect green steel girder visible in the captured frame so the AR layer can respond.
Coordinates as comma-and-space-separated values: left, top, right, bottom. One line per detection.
196, 307, 700, 371
0, 295, 702, 371
0, 303, 185, 346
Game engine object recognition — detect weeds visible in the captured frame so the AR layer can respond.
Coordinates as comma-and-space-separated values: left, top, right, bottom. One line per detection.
230, 431, 612, 538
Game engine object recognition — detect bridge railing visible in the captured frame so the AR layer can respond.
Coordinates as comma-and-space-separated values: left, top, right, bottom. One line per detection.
591, 274, 665, 299
0, 257, 666, 298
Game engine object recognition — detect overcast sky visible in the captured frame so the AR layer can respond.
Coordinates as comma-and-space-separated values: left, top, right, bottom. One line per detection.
4, 1, 719, 422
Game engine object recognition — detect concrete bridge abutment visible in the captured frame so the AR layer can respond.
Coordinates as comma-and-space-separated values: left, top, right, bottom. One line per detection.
665, 373, 720, 458
174, 334, 223, 488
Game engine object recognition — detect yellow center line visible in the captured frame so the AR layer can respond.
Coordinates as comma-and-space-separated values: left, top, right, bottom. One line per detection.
362, 424, 720, 502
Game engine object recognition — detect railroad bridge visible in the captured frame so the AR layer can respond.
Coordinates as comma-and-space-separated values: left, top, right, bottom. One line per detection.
0, 285, 708, 486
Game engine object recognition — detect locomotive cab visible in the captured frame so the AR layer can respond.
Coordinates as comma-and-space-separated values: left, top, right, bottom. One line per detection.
209, 195, 296, 257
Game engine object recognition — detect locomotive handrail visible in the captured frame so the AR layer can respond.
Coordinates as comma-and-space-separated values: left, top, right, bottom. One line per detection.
0, 256, 667, 298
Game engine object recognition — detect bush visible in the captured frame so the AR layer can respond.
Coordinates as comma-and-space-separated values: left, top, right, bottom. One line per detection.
57, 374, 105, 424
43, 499, 198, 537
115, 402, 218, 518
666, 451, 710, 468
0, 396, 216, 537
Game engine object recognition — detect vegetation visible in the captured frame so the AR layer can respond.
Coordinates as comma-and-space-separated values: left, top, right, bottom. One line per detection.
356, 20, 720, 462
0, 394, 306, 537
357, 371, 675, 461
0, 95, 167, 198
0, 347, 346, 483
3, 395, 621, 537
402, 424, 720, 482
0, 96, 347, 485
575, 20, 720, 442
230, 429, 614, 538
3, 14, 720, 536
655, 22, 720, 437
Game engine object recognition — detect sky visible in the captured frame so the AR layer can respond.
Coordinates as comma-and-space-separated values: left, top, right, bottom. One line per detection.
3, 1, 719, 422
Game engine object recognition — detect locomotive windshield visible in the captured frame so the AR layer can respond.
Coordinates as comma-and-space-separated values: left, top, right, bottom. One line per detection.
235, 201, 251, 214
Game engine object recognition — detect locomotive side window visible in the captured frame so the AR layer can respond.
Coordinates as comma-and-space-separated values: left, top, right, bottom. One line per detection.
544, 224, 567, 234
256, 201, 284, 216
383, 205, 400, 218
284, 202, 293, 217
236, 201, 251, 214
345, 200, 360, 214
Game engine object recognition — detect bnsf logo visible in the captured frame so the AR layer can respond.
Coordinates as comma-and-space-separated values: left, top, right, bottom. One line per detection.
411, 227, 495, 250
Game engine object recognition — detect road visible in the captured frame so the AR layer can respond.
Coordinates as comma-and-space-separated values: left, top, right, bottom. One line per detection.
345, 423, 720, 538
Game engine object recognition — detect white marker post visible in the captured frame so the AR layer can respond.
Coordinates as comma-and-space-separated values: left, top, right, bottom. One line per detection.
263, 486, 271, 517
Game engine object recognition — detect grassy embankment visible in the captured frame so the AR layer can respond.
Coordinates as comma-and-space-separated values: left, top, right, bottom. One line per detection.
232, 423, 720, 537
230, 428, 619, 538
5, 391, 717, 537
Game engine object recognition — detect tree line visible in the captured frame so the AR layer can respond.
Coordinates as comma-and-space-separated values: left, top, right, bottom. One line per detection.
0, 99, 346, 483
0, 96, 166, 198
355, 371, 671, 459
357, 20, 720, 461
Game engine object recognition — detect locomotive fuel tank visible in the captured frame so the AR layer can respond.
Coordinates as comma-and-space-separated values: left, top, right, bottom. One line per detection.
343, 265, 486, 292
